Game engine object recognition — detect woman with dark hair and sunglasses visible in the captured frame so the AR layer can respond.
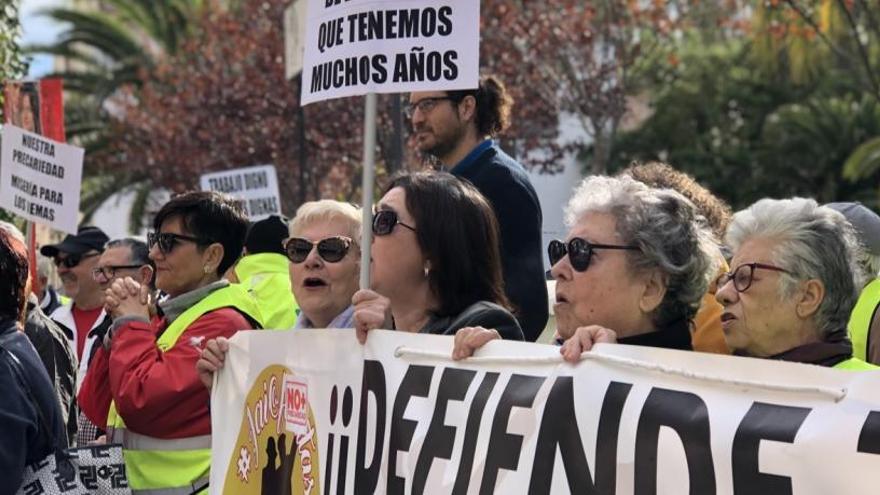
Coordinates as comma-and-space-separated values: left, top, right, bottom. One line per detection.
453, 175, 718, 360
79, 191, 262, 493
353, 171, 524, 342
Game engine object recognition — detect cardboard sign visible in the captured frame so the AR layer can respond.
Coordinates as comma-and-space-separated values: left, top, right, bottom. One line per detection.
300, 0, 480, 105
199, 165, 282, 220
211, 329, 880, 494
0, 125, 84, 234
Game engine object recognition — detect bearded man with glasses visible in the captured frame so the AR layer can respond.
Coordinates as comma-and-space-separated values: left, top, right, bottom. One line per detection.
716, 198, 877, 370
407, 75, 548, 342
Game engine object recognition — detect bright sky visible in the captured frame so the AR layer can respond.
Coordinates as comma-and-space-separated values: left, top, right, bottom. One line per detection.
20, 0, 66, 78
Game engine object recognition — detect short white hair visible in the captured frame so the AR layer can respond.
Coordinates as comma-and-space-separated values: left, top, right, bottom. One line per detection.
726, 198, 865, 338
289, 200, 362, 240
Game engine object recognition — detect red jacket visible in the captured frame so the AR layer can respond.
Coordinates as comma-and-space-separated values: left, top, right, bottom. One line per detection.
78, 308, 254, 439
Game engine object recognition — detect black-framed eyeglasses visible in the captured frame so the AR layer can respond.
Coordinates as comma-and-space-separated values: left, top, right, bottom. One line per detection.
54, 252, 101, 269
91, 264, 144, 282
548, 237, 640, 272
284, 236, 354, 264
147, 232, 212, 255
716, 262, 790, 293
404, 96, 455, 119
372, 209, 416, 236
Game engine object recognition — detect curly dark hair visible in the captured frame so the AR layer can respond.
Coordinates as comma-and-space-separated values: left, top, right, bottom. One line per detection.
621, 161, 732, 240
0, 229, 29, 322
447, 75, 513, 137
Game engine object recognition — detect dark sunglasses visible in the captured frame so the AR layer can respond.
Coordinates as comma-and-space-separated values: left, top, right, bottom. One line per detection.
372, 209, 416, 236
147, 232, 211, 255
548, 237, 640, 272
54, 252, 101, 269
284, 236, 354, 263
716, 262, 790, 293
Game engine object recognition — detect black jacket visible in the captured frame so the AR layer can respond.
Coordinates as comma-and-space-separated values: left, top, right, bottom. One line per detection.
450, 141, 549, 341
0, 319, 66, 492
24, 296, 78, 446
419, 301, 525, 341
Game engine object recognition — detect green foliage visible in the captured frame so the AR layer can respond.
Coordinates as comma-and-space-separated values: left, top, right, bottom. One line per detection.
0, 0, 28, 122
844, 136, 880, 182
610, 39, 880, 210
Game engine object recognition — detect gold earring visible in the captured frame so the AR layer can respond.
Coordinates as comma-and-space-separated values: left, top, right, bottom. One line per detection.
203, 265, 211, 274
424, 266, 429, 278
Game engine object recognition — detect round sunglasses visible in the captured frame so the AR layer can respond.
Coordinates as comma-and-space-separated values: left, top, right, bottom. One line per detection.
548, 237, 640, 272
284, 236, 354, 264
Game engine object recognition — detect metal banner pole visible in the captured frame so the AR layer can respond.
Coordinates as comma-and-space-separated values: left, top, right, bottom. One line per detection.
359, 92, 378, 290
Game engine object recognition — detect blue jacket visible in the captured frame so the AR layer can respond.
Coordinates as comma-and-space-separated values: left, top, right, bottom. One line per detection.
451, 141, 549, 341
0, 319, 66, 493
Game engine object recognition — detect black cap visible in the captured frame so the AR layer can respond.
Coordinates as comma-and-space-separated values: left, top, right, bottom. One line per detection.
826, 202, 880, 257
245, 215, 289, 255
40, 226, 109, 257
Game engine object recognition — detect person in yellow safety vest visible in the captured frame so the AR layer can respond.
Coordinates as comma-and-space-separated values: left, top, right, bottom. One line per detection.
826, 202, 880, 365
713, 198, 878, 370
227, 215, 298, 330
78, 191, 264, 494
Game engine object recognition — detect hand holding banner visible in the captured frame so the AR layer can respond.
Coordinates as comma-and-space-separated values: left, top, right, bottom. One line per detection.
211, 330, 880, 494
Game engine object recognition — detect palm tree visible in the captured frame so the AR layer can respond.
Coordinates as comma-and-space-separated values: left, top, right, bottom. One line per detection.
29, 0, 203, 150
28, 0, 204, 230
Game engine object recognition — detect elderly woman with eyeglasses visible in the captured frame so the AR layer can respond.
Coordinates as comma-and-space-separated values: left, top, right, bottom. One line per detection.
453, 175, 718, 360
353, 171, 524, 341
715, 198, 877, 370
78, 191, 262, 493
197, 200, 362, 389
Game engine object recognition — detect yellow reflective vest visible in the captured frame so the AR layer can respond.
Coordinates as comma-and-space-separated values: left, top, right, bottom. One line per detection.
234, 252, 298, 330
108, 283, 263, 494
834, 357, 880, 370
848, 278, 880, 363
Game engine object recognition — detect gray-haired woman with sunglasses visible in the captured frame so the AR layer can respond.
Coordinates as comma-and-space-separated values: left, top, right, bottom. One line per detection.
353, 172, 523, 343
453, 175, 719, 361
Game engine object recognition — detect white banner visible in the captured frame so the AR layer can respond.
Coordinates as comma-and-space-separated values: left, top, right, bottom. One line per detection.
0, 125, 84, 234
211, 330, 880, 494
300, 0, 480, 105
199, 165, 282, 221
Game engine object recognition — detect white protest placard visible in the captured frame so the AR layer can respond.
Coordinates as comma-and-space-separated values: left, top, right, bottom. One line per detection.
199, 165, 282, 221
211, 329, 880, 494
0, 125, 84, 234
300, 0, 480, 105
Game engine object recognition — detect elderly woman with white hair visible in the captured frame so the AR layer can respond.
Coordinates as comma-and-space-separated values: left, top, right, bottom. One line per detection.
198, 200, 361, 388
453, 175, 719, 361
715, 198, 877, 370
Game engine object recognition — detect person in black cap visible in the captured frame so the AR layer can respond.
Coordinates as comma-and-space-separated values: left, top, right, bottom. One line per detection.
228, 215, 299, 329
826, 202, 880, 365
40, 225, 113, 445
